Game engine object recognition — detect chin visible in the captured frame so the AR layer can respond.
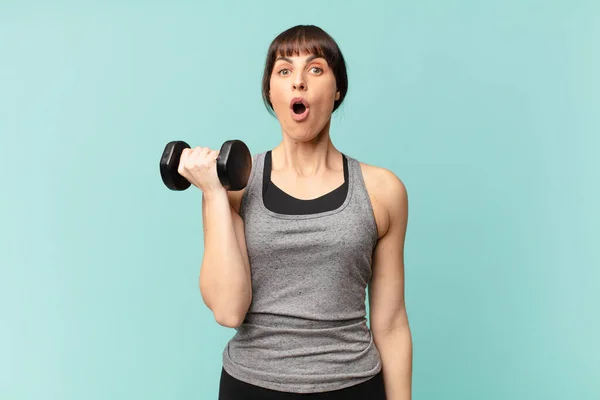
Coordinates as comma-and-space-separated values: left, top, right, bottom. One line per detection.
282, 124, 322, 142
284, 129, 317, 142
282, 118, 330, 142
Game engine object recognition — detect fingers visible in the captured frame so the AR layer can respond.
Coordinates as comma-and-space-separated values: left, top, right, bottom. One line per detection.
178, 146, 218, 178
177, 147, 191, 177
188, 147, 210, 167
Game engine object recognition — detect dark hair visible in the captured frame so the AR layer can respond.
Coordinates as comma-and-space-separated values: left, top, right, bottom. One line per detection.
261, 25, 348, 116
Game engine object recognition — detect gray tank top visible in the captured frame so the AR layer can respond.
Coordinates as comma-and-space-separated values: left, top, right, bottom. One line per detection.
221, 151, 382, 394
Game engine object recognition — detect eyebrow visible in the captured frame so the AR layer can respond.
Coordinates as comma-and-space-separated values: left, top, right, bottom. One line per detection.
275, 54, 323, 64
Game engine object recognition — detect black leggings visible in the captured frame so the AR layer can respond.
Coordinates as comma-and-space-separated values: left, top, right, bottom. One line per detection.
218, 368, 386, 399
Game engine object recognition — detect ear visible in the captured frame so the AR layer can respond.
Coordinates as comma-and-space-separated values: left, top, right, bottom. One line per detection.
335, 90, 340, 101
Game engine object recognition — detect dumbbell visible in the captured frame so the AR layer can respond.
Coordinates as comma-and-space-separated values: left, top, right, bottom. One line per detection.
159, 139, 252, 191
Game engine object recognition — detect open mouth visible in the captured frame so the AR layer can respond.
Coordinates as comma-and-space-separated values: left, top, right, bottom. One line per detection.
290, 97, 309, 121
293, 102, 307, 114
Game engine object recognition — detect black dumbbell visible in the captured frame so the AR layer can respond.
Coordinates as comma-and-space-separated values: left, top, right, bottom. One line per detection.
160, 140, 252, 191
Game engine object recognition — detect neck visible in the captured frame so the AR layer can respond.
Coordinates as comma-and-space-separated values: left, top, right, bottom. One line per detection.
273, 119, 341, 178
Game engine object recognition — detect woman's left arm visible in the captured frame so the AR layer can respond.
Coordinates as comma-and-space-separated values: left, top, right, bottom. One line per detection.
368, 170, 412, 400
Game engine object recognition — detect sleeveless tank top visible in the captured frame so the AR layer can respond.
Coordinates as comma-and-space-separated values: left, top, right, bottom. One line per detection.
221, 150, 382, 394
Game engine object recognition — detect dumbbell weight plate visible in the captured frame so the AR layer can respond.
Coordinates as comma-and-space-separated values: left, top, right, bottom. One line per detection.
160, 140, 192, 191
217, 140, 252, 191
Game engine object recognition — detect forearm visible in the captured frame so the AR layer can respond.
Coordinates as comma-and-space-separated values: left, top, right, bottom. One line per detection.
199, 189, 251, 326
373, 323, 413, 400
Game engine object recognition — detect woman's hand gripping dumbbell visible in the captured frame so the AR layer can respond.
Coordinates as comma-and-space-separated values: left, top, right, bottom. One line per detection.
159, 140, 252, 192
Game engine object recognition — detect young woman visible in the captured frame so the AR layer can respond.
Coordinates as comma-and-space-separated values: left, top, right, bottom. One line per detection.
178, 25, 412, 400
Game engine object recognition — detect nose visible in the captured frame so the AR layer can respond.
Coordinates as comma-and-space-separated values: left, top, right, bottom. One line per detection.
292, 73, 306, 91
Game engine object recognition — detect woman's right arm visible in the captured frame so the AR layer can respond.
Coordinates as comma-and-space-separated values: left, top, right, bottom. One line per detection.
199, 188, 251, 328
177, 146, 252, 328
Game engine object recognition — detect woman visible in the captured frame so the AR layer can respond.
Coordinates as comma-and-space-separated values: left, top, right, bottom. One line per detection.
178, 25, 412, 399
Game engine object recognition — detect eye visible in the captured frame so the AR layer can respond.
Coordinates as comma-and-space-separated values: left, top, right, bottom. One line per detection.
310, 66, 323, 74
278, 68, 291, 76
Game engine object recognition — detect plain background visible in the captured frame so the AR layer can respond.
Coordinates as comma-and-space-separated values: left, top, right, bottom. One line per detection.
1, 1, 598, 399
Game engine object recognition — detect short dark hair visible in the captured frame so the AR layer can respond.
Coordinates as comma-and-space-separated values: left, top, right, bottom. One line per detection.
261, 25, 348, 116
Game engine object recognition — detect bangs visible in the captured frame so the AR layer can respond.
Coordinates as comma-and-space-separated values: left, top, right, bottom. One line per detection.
270, 26, 339, 64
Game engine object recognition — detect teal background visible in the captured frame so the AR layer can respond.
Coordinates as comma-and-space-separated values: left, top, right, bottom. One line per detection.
1, 1, 598, 399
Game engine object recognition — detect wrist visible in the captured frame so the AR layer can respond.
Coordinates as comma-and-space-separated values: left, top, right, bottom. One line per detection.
202, 188, 228, 202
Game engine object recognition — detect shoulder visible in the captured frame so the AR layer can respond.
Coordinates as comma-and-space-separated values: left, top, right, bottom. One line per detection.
357, 159, 408, 237
359, 161, 405, 192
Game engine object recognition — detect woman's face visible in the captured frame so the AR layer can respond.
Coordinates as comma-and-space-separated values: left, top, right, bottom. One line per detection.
269, 52, 340, 142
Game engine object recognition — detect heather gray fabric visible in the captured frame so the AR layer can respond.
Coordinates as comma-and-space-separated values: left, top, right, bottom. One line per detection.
221, 151, 381, 394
